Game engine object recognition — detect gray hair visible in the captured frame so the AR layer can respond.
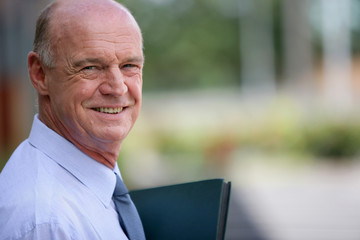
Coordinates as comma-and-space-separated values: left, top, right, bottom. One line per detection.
33, 2, 57, 68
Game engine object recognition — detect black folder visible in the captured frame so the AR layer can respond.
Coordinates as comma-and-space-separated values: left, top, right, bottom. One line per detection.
129, 178, 231, 240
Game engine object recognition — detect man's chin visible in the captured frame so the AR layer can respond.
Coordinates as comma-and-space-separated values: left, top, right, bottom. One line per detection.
94, 129, 130, 144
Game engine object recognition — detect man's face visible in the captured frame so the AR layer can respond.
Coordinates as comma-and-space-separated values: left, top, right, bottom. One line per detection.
44, 11, 144, 153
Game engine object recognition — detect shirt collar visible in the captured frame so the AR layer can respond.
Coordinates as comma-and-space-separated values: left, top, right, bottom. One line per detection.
28, 114, 118, 208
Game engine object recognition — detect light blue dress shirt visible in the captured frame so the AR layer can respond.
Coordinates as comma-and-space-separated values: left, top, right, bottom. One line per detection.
0, 115, 129, 240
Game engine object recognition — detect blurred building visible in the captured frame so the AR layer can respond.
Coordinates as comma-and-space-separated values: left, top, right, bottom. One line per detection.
0, 0, 49, 159
239, 0, 359, 112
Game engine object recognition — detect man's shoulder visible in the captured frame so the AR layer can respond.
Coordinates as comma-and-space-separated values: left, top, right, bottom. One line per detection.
1, 139, 42, 177
0, 187, 78, 240
0, 140, 84, 218
0, 138, 50, 196
0, 184, 100, 240
0, 216, 77, 240
0, 170, 89, 240
0, 141, 84, 239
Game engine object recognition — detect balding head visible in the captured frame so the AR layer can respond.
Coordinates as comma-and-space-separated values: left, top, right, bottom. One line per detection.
33, 0, 141, 68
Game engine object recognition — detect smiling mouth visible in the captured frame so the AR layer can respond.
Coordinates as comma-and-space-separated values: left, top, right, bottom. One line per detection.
93, 107, 123, 114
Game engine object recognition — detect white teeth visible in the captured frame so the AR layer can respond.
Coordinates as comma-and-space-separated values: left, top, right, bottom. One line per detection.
95, 107, 123, 114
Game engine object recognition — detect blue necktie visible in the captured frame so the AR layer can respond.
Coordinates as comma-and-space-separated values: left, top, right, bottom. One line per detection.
113, 174, 146, 240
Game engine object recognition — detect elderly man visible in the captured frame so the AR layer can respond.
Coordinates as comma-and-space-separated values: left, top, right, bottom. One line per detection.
0, 0, 145, 239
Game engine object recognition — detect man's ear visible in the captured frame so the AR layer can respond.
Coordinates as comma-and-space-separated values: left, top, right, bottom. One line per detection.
28, 51, 49, 95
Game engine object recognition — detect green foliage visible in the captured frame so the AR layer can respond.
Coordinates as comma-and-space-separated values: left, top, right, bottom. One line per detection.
119, 0, 240, 91
303, 122, 360, 159
147, 121, 360, 162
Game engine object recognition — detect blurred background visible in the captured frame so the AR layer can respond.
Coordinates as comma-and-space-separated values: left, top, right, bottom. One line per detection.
1, 0, 360, 239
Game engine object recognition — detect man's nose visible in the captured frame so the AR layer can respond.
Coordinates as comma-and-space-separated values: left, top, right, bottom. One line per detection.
99, 68, 128, 96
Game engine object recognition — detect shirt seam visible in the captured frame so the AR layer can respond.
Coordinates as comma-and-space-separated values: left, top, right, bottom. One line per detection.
4, 222, 78, 240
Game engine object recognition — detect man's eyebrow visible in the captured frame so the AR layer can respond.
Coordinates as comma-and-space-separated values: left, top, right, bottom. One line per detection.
126, 56, 145, 64
73, 58, 104, 68
73, 56, 145, 68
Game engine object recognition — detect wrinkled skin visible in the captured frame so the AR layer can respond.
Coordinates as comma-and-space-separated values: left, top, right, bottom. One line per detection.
28, 0, 144, 169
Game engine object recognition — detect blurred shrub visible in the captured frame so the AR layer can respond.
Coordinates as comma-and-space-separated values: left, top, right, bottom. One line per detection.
155, 131, 206, 155
129, 118, 360, 163
121, 94, 360, 168
303, 122, 360, 159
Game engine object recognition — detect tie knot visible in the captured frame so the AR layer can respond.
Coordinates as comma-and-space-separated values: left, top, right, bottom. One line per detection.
113, 174, 129, 197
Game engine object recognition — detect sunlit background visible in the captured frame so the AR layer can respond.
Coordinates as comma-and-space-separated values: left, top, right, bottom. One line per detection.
1, 0, 360, 239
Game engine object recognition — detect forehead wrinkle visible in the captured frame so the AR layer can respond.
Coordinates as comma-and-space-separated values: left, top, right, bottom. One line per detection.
81, 36, 143, 55
65, 22, 142, 49
82, 36, 139, 45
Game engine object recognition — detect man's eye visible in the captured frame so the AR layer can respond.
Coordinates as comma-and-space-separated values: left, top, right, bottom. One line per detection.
83, 66, 97, 70
122, 64, 137, 69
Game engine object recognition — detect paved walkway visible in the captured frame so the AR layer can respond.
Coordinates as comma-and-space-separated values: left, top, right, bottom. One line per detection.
225, 160, 360, 240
